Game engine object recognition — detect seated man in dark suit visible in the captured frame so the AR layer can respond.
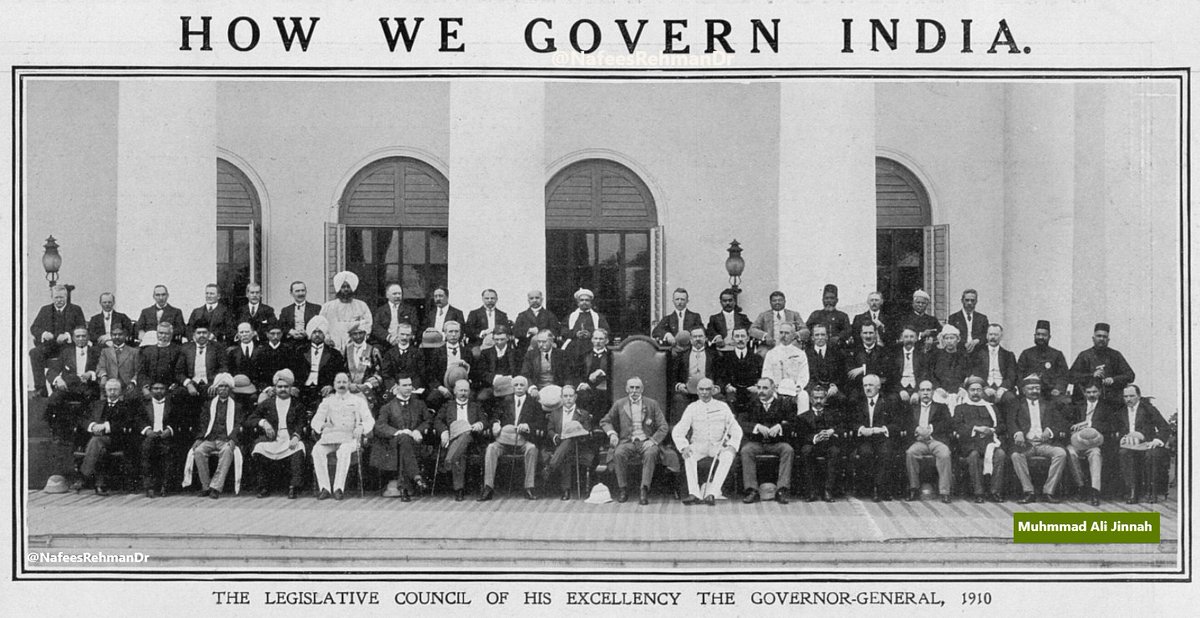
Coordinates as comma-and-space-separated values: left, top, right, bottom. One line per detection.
738, 377, 795, 504
479, 376, 546, 501
974, 323, 1018, 418
246, 369, 308, 499
423, 320, 468, 412
1067, 381, 1110, 506
601, 377, 679, 505
29, 284, 87, 395
670, 327, 720, 424
850, 374, 899, 501
471, 324, 520, 401
573, 328, 613, 419
433, 379, 486, 501
521, 329, 571, 393
1114, 384, 1170, 504
370, 375, 430, 501
138, 381, 177, 498
72, 378, 131, 495
44, 327, 101, 438
795, 383, 844, 502
297, 316, 348, 411
652, 287, 704, 347
370, 283, 420, 351
226, 321, 266, 387
137, 322, 186, 399
545, 384, 595, 501
512, 289, 560, 358
706, 288, 751, 350
954, 377, 1007, 503
235, 282, 276, 342
1009, 375, 1070, 504
806, 324, 847, 403
177, 319, 226, 439
560, 288, 610, 362
845, 322, 889, 400
902, 380, 953, 503
463, 288, 511, 348
87, 292, 134, 348
805, 284, 852, 349
380, 321, 426, 398
717, 327, 763, 414
135, 285, 187, 346
187, 283, 234, 345
256, 320, 304, 400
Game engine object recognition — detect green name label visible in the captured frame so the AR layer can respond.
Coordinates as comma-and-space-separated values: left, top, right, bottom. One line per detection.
1013, 512, 1160, 543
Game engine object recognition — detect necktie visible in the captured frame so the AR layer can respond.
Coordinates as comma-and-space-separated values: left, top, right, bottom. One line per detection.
776, 312, 783, 322
244, 345, 250, 357
544, 352, 550, 363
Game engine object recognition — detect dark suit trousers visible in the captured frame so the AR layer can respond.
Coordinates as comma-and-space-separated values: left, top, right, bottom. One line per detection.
80, 435, 113, 485
964, 447, 1007, 495
253, 451, 306, 491
740, 441, 794, 491
800, 442, 841, 492
140, 433, 173, 490
1119, 447, 1165, 495
854, 438, 893, 491
613, 441, 660, 489
442, 433, 473, 490
29, 342, 63, 388
548, 438, 594, 490
385, 434, 422, 490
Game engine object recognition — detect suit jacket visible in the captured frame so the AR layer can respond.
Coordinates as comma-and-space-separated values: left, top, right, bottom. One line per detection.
806, 346, 848, 392
423, 345, 469, 392
370, 302, 421, 347
256, 343, 305, 389
953, 401, 1004, 454
573, 348, 613, 389
139, 397, 179, 436
135, 304, 187, 344
805, 309, 853, 347
893, 312, 941, 345
245, 396, 307, 441
705, 310, 752, 342
234, 303, 277, 341
548, 405, 592, 437
1007, 397, 1070, 445
600, 396, 669, 444
180, 342, 226, 387
52, 344, 101, 385
849, 396, 900, 442
225, 342, 266, 385
472, 345, 521, 390
849, 310, 890, 348
380, 345, 425, 392
463, 306, 512, 344
1017, 345, 1071, 396
30, 302, 88, 344
137, 344, 186, 387
972, 345, 1018, 390
749, 308, 803, 342
369, 396, 430, 470
928, 348, 971, 392
1109, 401, 1169, 443
795, 405, 846, 444
512, 307, 561, 353
85, 398, 132, 442
299, 345, 347, 390
433, 398, 485, 434
1070, 399, 1112, 434
277, 302, 322, 341
97, 345, 140, 386
947, 310, 990, 350
188, 304, 234, 344
560, 309, 611, 358
670, 346, 720, 388
87, 311, 134, 346
424, 304, 466, 333
717, 348, 764, 391
652, 310, 704, 340
887, 345, 929, 393
490, 394, 547, 444
520, 346, 571, 387
901, 401, 953, 445
738, 397, 797, 444
845, 344, 891, 393
194, 397, 245, 443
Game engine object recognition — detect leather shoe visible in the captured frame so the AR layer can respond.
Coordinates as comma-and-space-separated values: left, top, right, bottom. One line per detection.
196, 488, 211, 498
1018, 492, 1036, 504
454, 489, 465, 502
974, 495, 985, 504
257, 488, 270, 499
1126, 492, 1138, 505
805, 492, 819, 503
317, 489, 331, 500
681, 494, 702, 506
906, 489, 919, 502
561, 489, 571, 501
822, 489, 834, 503
288, 487, 298, 500
334, 489, 344, 501
617, 488, 629, 503
524, 489, 537, 501
940, 494, 951, 504
70, 480, 84, 492
743, 489, 761, 504
775, 488, 789, 505
400, 490, 412, 503
703, 495, 717, 506
94, 486, 110, 497
413, 476, 428, 492
988, 492, 1004, 503
1043, 493, 1060, 504
477, 486, 494, 502
872, 488, 882, 503
145, 489, 156, 499
639, 487, 650, 506
1089, 489, 1100, 507
1148, 491, 1159, 504
209, 489, 220, 500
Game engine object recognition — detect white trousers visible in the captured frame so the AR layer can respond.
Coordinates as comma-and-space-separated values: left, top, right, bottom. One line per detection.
683, 443, 735, 498
312, 441, 357, 491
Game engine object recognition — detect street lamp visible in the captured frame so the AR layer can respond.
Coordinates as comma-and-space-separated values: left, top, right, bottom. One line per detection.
725, 239, 745, 301
42, 235, 62, 288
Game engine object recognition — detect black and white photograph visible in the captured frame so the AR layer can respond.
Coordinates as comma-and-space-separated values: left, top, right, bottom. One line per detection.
3, 0, 1196, 614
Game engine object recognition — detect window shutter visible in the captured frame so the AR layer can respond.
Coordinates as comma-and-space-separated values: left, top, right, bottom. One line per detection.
325, 222, 345, 300
924, 224, 950, 320
650, 225, 665, 328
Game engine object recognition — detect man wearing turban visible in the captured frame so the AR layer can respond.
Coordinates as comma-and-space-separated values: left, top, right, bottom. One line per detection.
246, 369, 308, 499
320, 271, 373, 350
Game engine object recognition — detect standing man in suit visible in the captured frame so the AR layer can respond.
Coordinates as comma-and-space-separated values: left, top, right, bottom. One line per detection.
321, 271, 373, 351
371, 283, 420, 351
749, 290, 804, 351
44, 327, 101, 438
521, 329, 571, 392
135, 285, 187, 346
370, 375, 429, 501
87, 292, 133, 348
463, 288, 511, 348
761, 322, 810, 411
226, 322, 266, 387
546, 384, 594, 501
29, 284, 87, 394
947, 289, 989, 359
479, 376, 546, 501
278, 281, 322, 351
1017, 320, 1071, 408
806, 324, 847, 402
706, 288, 751, 350
423, 320, 467, 412
246, 369, 308, 499
187, 284, 234, 345
574, 328, 613, 419
434, 379, 486, 501
298, 315, 348, 411
139, 381, 176, 498
560, 288, 610, 362
1114, 384, 1170, 504
425, 286, 466, 336
1069, 322, 1136, 409
955, 377, 1007, 503
178, 319, 226, 438
738, 377, 795, 504
236, 283, 276, 342
889, 327, 927, 405
96, 326, 139, 398
674, 378, 743, 506
601, 377, 679, 505
1009, 375, 1070, 503
845, 322, 890, 399
849, 291, 888, 349
718, 327, 764, 414
902, 380, 953, 503
805, 284, 852, 349
72, 378, 130, 495
1067, 381, 1110, 506
652, 287, 704, 346
851, 374, 898, 501
512, 290, 560, 358
472, 325, 520, 400
796, 383, 844, 502
670, 327, 720, 423
974, 323, 1018, 417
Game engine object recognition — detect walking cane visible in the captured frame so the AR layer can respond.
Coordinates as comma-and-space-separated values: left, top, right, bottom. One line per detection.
573, 439, 582, 500
704, 430, 733, 497
431, 444, 442, 496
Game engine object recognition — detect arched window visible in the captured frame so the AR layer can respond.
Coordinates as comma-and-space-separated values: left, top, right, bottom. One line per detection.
216, 158, 262, 308
875, 157, 947, 319
546, 159, 659, 340
336, 156, 449, 314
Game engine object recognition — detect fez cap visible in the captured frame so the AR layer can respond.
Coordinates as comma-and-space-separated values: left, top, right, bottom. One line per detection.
1035, 319, 1051, 331
1094, 322, 1111, 333
823, 283, 838, 296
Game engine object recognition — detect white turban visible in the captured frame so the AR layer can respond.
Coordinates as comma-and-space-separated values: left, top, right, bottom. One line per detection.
273, 369, 295, 386
306, 314, 330, 336
573, 288, 594, 300
211, 373, 235, 389
912, 289, 931, 301
333, 271, 359, 292
939, 324, 960, 338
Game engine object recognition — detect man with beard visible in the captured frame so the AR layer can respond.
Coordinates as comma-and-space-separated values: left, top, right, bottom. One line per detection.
894, 289, 940, 352
512, 289, 560, 357
1016, 320, 1071, 408
928, 325, 971, 407
706, 288, 752, 350
805, 284, 852, 349
1069, 322, 1136, 409
320, 271, 373, 350
954, 376, 1007, 503
246, 369, 307, 499
560, 288, 610, 361
137, 322, 186, 399
601, 377, 679, 505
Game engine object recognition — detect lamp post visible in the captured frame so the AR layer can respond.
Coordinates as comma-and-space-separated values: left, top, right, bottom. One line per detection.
724, 240, 745, 305
41, 235, 73, 303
